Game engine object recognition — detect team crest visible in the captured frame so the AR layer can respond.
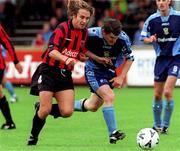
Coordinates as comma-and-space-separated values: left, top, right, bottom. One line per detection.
104, 51, 110, 57
163, 27, 169, 35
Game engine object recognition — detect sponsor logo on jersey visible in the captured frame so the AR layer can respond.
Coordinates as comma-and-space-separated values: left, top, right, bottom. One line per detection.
62, 48, 78, 57
157, 37, 177, 42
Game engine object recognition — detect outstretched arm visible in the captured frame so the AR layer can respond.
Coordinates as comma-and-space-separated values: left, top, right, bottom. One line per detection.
109, 59, 133, 88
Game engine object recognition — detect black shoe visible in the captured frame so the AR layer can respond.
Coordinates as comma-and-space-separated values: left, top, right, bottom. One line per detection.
34, 102, 40, 112
27, 135, 38, 145
161, 127, 168, 134
109, 130, 126, 144
152, 126, 162, 133
1, 122, 16, 129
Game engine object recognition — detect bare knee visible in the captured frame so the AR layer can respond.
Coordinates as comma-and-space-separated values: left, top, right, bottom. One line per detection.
103, 93, 115, 105
38, 106, 51, 118
60, 109, 73, 118
164, 88, 172, 100
154, 91, 162, 101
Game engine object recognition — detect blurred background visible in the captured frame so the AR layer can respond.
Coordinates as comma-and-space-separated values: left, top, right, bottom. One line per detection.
0, 0, 180, 86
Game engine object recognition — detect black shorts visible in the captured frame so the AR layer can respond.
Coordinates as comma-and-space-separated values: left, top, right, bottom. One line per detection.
0, 69, 4, 84
30, 63, 74, 96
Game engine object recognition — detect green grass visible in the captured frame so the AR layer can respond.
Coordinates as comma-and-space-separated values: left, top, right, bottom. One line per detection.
0, 86, 180, 151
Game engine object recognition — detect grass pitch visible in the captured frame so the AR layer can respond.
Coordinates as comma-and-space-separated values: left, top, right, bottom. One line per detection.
0, 86, 180, 151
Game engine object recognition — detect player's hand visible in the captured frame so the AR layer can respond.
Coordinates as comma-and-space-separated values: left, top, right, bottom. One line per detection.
65, 58, 77, 68
149, 34, 157, 42
109, 76, 124, 88
15, 62, 23, 73
96, 57, 113, 67
78, 52, 89, 62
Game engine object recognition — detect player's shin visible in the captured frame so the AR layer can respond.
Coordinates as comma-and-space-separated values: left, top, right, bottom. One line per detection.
74, 98, 87, 112
162, 100, 174, 128
152, 100, 162, 128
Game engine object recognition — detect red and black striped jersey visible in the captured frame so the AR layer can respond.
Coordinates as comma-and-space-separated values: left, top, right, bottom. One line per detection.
0, 24, 19, 70
42, 20, 88, 70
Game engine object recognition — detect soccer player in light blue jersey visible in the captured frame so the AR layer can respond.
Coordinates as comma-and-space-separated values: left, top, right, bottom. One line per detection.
1, 46, 18, 103
141, 0, 180, 134
43, 18, 134, 144
74, 18, 134, 144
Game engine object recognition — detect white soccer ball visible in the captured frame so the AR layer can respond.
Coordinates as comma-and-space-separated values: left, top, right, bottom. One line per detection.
136, 128, 159, 150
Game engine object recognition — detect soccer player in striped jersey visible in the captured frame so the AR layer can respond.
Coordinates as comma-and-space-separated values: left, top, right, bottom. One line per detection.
141, 0, 180, 134
27, 0, 110, 145
0, 24, 23, 129
48, 18, 134, 144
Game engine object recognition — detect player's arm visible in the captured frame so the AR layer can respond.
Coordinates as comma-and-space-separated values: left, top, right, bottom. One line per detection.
110, 32, 134, 88
143, 34, 157, 43
110, 58, 133, 88
85, 50, 112, 65
0, 25, 22, 73
48, 27, 76, 67
140, 18, 157, 44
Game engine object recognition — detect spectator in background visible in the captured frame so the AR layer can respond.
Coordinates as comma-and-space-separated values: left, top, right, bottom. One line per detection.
111, 0, 128, 15
31, 32, 45, 48
4, 0, 16, 35
55, 7, 67, 24
49, 16, 58, 31
109, 1, 124, 21
41, 22, 52, 44
133, 20, 145, 46
0, 1, 5, 25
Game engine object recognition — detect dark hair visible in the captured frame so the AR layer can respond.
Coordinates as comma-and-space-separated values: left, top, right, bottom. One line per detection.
67, 0, 94, 17
102, 18, 122, 36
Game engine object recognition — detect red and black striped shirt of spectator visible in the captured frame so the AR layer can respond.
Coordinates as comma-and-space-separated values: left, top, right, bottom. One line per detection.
42, 19, 88, 70
0, 24, 19, 70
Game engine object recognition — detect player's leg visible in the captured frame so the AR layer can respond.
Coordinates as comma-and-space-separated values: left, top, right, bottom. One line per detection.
2, 77, 17, 103
153, 57, 166, 131
162, 75, 177, 133
54, 89, 74, 118
74, 93, 103, 112
0, 84, 16, 129
27, 91, 53, 145
96, 85, 125, 143
0, 70, 16, 129
153, 81, 164, 131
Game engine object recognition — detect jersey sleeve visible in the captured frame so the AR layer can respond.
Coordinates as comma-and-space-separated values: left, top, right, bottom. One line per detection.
140, 18, 151, 40
0, 25, 19, 64
120, 32, 134, 61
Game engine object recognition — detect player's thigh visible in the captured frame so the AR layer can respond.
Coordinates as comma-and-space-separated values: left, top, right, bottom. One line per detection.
54, 89, 74, 115
154, 82, 164, 99
164, 75, 177, 92
96, 84, 115, 103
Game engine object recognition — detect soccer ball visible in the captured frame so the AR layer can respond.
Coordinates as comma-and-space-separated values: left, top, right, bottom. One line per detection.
136, 128, 159, 150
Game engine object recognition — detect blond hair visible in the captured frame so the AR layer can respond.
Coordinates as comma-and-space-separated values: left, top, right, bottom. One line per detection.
67, 0, 94, 17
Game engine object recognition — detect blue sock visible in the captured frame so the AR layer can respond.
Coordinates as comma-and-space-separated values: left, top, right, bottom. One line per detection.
74, 100, 83, 111
102, 106, 117, 136
4, 81, 15, 97
152, 100, 162, 128
163, 100, 174, 128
